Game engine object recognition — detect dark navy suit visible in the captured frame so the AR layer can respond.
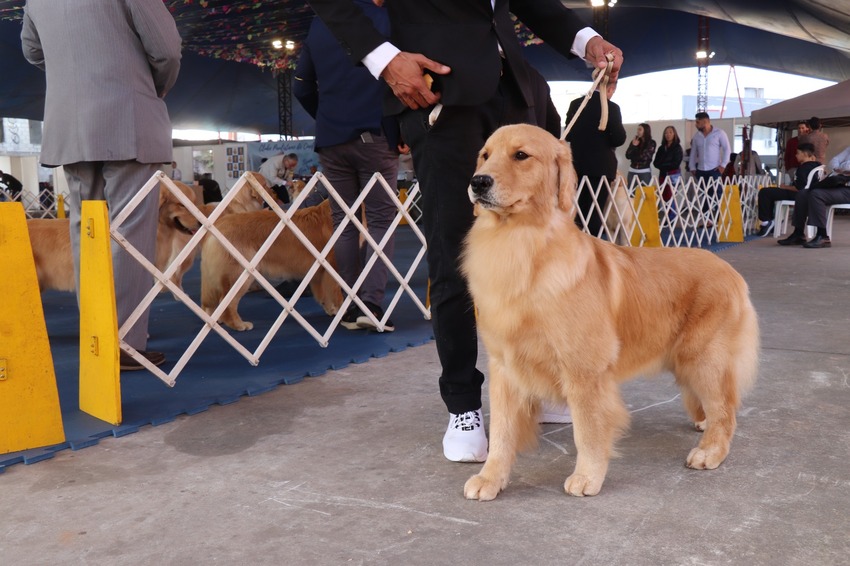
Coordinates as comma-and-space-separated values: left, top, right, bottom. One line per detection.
294, 0, 399, 310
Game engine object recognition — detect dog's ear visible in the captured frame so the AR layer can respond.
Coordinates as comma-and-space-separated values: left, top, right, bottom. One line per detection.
556, 141, 578, 216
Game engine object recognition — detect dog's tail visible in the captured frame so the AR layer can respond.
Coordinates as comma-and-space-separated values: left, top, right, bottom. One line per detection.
733, 292, 760, 401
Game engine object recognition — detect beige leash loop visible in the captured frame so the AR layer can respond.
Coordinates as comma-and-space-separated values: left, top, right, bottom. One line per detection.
560, 52, 615, 141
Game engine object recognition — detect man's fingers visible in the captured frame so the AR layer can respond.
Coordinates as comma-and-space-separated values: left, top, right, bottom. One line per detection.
383, 52, 447, 110
419, 57, 451, 76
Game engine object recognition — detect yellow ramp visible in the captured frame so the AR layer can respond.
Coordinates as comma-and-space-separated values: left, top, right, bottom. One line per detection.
630, 185, 662, 247
78, 201, 122, 425
0, 202, 66, 454
719, 184, 744, 243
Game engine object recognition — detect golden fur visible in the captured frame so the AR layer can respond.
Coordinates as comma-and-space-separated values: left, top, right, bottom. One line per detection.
162, 173, 277, 293
28, 180, 202, 293
200, 199, 343, 331
461, 124, 759, 500
156, 180, 203, 293
199, 172, 275, 219
26, 217, 76, 292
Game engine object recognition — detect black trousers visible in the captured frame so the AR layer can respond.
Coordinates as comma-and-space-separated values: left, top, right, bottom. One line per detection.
757, 187, 798, 221
798, 187, 850, 229
398, 73, 533, 414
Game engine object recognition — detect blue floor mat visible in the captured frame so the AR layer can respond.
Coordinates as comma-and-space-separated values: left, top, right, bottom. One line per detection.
2, 227, 754, 472
1, 226, 433, 472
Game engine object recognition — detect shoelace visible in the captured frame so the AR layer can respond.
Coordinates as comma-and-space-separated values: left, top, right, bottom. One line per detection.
451, 411, 481, 431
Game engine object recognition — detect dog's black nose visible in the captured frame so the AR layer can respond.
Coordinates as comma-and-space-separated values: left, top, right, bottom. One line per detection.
470, 175, 494, 196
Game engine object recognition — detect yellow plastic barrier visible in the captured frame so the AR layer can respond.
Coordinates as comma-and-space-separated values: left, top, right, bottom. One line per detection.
719, 184, 744, 243
0, 202, 66, 454
630, 185, 662, 247
398, 188, 409, 226
78, 201, 122, 425
57, 194, 66, 219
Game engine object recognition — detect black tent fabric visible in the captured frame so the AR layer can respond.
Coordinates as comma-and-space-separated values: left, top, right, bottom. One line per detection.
2, 1, 850, 134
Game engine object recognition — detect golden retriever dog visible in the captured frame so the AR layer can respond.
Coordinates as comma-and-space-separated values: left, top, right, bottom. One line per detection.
201, 199, 343, 331
27, 181, 202, 293
26, 217, 76, 292
461, 124, 759, 500
156, 180, 203, 293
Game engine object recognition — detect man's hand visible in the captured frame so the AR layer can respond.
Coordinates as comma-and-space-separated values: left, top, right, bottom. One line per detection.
381, 52, 451, 110
585, 36, 623, 84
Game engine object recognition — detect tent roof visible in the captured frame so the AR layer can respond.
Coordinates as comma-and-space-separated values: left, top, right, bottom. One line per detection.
1, 1, 849, 133
750, 80, 850, 129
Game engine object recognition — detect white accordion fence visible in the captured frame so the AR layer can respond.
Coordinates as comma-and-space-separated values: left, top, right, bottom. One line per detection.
2, 184, 70, 219
106, 170, 766, 386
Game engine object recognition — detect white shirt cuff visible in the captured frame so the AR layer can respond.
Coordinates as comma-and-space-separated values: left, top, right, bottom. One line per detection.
571, 27, 601, 62
363, 42, 401, 79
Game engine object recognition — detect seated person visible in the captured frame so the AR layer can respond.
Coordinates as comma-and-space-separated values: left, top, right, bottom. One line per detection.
829, 144, 850, 175
794, 180, 850, 248
755, 143, 820, 237
734, 147, 764, 176
785, 144, 850, 249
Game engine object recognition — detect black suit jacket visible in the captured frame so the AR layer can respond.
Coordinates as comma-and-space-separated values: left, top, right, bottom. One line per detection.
306, 0, 587, 112
565, 91, 626, 179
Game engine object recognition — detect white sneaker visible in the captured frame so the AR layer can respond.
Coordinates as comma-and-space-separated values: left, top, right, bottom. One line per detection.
538, 401, 572, 424
442, 410, 488, 462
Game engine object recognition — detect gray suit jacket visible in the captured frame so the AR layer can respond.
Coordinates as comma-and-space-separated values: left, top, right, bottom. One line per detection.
21, 0, 182, 167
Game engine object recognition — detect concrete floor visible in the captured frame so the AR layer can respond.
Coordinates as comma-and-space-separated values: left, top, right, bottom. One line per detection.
2, 220, 849, 566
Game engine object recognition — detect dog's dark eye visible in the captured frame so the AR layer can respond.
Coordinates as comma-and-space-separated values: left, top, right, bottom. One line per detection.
514, 151, 529, 161
481, 151, 489, 161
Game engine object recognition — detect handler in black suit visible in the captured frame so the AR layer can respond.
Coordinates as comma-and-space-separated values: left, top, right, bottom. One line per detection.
565, 83, 627, 237
307, 0, 623, 463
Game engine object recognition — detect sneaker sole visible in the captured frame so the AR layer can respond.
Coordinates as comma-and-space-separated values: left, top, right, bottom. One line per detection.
356, 317, 394, 332
443, 451, 487, 463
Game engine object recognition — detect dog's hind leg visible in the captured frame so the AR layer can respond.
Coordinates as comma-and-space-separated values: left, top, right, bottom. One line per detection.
464, 360, 536, 501
564, 375, 629, 497
680, 386, 707, 431
681, 364, 738, 470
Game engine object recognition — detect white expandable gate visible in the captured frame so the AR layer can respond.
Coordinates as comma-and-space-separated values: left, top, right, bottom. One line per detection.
107, 170, 766, 386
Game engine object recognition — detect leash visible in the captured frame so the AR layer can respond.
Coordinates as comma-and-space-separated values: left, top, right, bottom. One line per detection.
560, 52, 615, 141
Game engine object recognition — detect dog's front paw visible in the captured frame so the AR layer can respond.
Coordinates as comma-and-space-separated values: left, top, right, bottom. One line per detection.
226, 320, 253, 331
464, 474, 504, 501
564, 473, 603, 497
686, 446, 726, 470
694, 419, 707, 432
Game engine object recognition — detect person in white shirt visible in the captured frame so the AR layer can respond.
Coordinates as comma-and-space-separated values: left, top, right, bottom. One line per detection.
688, 112, 731, 181
688, 111, 731, 219
829, 145, 850, 174
170, 161, 182, 181
258, 153, 298, 203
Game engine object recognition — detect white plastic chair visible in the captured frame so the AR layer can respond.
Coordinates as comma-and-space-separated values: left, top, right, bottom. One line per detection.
826, 203, 850, 239
772, 165, 825, 237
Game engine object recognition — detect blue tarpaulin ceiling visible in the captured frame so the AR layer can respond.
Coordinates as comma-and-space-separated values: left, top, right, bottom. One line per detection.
1, 1, 848, 134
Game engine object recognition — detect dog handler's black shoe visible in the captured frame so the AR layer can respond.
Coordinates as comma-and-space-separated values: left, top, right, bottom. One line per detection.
120, 350, 166, 371
778, 234, 806, 246
340, 304, 364, 330
803, 235, 831, 248
357, 301, 395, 332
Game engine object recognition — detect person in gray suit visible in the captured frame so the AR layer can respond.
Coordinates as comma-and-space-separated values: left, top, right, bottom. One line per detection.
21, 0, 182, 370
